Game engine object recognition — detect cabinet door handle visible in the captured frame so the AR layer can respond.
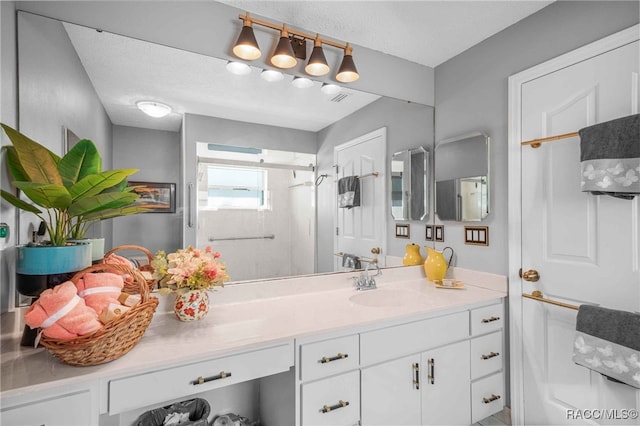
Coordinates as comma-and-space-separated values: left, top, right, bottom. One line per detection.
427, 358, 435, 385
413, 363, 420, 390
481, 316, 500, 323
191, 371, 232, 385
319, 353, 348, 364
481, 351, 500, 360
320, 400, 349, 413
482, 394, 501, 404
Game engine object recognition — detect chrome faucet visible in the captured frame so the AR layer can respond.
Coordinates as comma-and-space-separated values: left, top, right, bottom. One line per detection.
352, 261, 382, 291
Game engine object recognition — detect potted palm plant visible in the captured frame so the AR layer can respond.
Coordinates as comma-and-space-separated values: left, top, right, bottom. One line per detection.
1, 123, 145, 309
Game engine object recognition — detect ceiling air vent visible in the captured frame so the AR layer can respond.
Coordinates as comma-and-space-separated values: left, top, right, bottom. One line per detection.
330, 93, 350, 103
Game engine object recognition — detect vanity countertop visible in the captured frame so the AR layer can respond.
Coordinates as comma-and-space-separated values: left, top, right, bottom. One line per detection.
1, 266, 506, 398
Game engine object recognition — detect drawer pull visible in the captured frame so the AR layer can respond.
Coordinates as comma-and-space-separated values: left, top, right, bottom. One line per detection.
413, 363, 420, 390
320, 400, 349, 413
427, 358, 435, 385
481, 316, 500, 323
319, 353, 348, 364
192, 371, 232, 385
482, 394, 501, 404
481, 351, 500, 360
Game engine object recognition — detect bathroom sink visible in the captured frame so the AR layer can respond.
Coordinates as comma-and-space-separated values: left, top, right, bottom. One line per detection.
349, 288, 420, 307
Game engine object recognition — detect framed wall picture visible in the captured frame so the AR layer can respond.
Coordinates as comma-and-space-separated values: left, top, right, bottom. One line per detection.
128, 181, 176, 213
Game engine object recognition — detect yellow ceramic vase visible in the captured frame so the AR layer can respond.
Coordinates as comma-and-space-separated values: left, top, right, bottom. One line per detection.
423, 246, 454, 282
402, 244, 424, 266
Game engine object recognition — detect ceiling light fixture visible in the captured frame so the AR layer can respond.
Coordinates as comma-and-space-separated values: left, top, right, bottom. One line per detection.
261, 69, 284, 82
136, 101, 172, 118
321, 83, 341, 95
226, 61, 251, 75
291, 76, 314, 89
305, 35, 330, 76
232, 12, 261, 60
232, 11, 359, 83
336, 43, 359, 83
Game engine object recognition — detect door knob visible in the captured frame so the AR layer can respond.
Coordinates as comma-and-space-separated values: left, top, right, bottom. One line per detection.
371, 247, 381, 254
521, 269, 540, 282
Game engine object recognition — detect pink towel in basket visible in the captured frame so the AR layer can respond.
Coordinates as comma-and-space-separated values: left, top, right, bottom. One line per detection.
76, 272, 124, 315
24, 281, 102, 340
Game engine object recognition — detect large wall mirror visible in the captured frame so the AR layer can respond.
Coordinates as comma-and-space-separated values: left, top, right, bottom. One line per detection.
391, 147, 429, 220
435, 133, 489, 222
15, 10, 434, 284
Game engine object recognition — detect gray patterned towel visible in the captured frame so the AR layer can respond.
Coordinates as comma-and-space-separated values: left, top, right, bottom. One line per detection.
579, 114, 639, 199
573, 304, 640, 388
338, 176, 360, 208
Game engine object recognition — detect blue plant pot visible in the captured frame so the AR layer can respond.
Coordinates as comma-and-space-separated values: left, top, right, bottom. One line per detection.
16, 243, 92, 275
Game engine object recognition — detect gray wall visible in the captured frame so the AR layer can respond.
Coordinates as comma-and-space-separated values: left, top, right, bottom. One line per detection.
112, 125, 182, 255
317, 97, 435, 272
434, 0, 640, 275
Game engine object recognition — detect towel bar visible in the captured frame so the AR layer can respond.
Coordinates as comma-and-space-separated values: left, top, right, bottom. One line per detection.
209, 234, 275, 242
334, 252, 378, 264
520, 131, 579, 148
522, 290, 579, 311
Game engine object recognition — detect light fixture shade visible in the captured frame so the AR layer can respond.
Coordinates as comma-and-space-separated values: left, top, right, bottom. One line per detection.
305, 45, 330, 76
261, 69, 284, 82
233, 25, 261, 60
271, 36, 297, 69
291, 76, 314, 89
226, 61, 251, 75
136, 101, 172, 118
336, 53, 359, 83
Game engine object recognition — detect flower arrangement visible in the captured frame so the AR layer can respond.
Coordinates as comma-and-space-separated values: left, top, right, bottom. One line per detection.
152, 246, 229, 294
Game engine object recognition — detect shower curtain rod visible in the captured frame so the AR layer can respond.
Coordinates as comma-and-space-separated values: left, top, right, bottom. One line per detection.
198, 156, 315, 171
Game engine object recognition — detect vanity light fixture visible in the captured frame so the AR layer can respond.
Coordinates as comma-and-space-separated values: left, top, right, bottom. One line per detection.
232, 11, 359, 82
336, 43, 359, 83
261, 69, 284, 82
291, 76, 314, 89
136, 101, 172, 118
320, 83, 341, 95
226, 61, 252, 75
232, 12, 261, 60
304, 35, 330, 76
270, 25, 298, 69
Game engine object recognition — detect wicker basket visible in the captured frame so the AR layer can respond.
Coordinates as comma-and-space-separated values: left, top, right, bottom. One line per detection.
39, 263, 158, 367
103, 244, 157, 292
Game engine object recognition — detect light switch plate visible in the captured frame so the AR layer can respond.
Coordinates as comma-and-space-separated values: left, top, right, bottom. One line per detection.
395, 224, 410, 238
464, 226, 489, 246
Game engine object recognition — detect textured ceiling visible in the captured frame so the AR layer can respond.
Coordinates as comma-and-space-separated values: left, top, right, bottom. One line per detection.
218, 0, 554, 67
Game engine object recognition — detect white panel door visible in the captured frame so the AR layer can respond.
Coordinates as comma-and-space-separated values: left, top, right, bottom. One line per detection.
520, 39, 639, 425
334, 128, 387, 270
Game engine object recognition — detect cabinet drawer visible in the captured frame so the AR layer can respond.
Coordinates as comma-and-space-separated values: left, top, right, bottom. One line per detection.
301, 371, 360, 426
470, 331, 503, 380
361, 311, 469, 366
109, 341, 293, 414
300, 335, 359, 381
471, 372, 504, 424
470, 303, 504, 336
1, 390, 94, 426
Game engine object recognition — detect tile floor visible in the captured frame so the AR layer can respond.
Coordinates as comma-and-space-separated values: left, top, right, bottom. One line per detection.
474, 408, 512, 426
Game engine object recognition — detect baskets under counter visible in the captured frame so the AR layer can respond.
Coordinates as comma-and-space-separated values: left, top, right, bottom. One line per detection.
39, 263, 158, 367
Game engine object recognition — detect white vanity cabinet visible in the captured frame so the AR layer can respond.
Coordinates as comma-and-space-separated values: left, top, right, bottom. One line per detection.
298, 334, 361, 426
0, 389, 95, 426
359, 312, 471, 426
469, 303, 505, 423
